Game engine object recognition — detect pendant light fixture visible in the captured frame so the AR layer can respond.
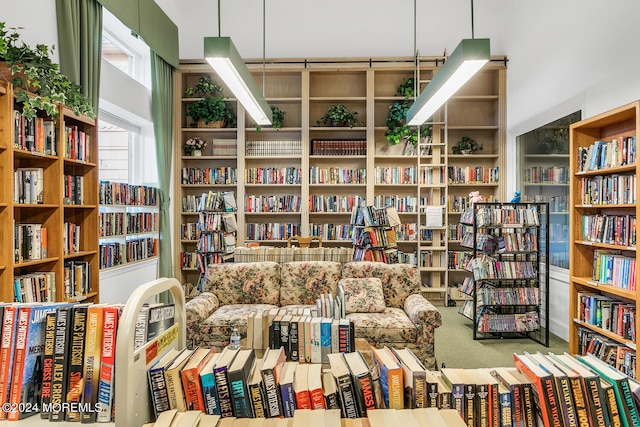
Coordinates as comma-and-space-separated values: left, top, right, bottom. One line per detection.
204, 1, 272, 125
406, 0, 490, 126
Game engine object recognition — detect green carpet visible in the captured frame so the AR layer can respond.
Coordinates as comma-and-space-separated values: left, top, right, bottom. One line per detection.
434, 306, 569, 370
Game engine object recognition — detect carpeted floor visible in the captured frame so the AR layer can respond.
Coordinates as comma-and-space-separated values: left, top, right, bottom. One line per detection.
434, 306, 569, 370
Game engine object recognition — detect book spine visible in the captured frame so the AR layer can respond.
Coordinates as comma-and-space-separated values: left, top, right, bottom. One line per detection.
50, 306, 72, 422
261, 367, 282, 418
463, 384, 476, 427
40, 312, 57, 419
280, 382, 296, 418
0, 305, 17, 420
133, 307, 149, 350
557, 376, 579, 427
476, 383, 489, 427
66, 305, 88, 421
601, 383, 622, 427
426, 380, 438, 409
214, 368, 234, 418
6, 307, 30, 421
488, 383, 499, 427
96, 306, 119, 422
230, 376, 252, 418
248, 382, 265, 418
618, 379, 640, 426
289, 319, 298, 361
164, 367, 184, 411
520, 382, 536, 427
567, 377, 590, 427
336, 374, 359, 419
295, 389, 312, 410
182, 367, 206, 412
353, 373, 376, 415
81, 305, 103, 423
414, 372, 426, 409
309, 388, 325, 410
499, 391, 512, 427
201, 372, 220, 416
149, 367, 171, 417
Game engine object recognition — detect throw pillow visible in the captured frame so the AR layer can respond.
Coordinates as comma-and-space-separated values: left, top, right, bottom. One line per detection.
339, 277, 386, 314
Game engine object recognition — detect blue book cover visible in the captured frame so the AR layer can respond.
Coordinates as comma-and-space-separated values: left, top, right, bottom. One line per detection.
320, 318, 332, 364
200, 353, 221, 415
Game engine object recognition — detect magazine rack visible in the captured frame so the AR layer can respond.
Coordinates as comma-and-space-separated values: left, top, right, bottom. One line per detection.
114, 277, 186, 427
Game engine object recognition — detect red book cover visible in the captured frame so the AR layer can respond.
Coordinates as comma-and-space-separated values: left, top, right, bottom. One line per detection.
0, 305, 18, 420
308, 363, 326, 409
6, 305, 33, 420
96, 305, 121, 422
180, 348, 213, 411
293, 363, 311, 410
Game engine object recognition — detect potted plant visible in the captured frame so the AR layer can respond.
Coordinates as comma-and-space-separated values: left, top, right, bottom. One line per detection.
183, 75, 223, 98
452, 136, 482, 154
315, 104, 363, 128
183, 137, 207, 156
186, 96, 235, 128
255, 105, 286, 131
385, 78, 430, 146
0, 23, 95, 119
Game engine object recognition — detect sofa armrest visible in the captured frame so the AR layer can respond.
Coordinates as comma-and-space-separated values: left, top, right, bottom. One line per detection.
404, 293, 442, 329
185, 292, 220, 330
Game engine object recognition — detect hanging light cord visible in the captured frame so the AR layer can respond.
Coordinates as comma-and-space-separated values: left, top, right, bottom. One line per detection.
217, 0, 221, 37
471, 0, 475, 39
263, 0, 266, 97
413, 0, 417, 96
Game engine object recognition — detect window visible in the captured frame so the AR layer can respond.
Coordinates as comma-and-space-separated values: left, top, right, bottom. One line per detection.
517, 111, 581, 269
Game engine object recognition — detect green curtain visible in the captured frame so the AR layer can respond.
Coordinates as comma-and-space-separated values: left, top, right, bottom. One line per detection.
55, 0, 102, 114
150, 51, 174, 280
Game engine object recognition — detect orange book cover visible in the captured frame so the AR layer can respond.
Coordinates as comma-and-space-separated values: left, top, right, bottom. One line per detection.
308, 363, 326, 409
513, 353, 562, 427
180, 348, 214, 412
41, 227, 47, 259
293, 363, 311, 410
0, 305, 18, 420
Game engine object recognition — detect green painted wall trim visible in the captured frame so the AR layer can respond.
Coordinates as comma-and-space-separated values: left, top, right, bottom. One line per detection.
97, 0, 179, 69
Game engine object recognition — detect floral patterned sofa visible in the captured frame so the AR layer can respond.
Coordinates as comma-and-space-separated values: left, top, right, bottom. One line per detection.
185, 260, 442, 369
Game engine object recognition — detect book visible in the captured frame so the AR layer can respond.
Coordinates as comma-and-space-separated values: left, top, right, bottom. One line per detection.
164, 348, 195, 412
322, 370, 341, 411
214, 346, 240, 418
310, 317, 322, 363
289, 315, 300, 362
491, 367, 527, 427
260, 346, 286, 418
393, 347, 427, 409
65, 303, 91, 421
327, 352, 359, 418
344, 350, 377, 415
8, 303, 59, 420
599, 377, 623, 427
40, 310, 57, 419
293, 363, 311, 410
513, 352, 563, 427
578, 353, 640, 427
547, 353, 591, 427
371, 346, 404, 409
278, 361, 298, 418
49, 304, 74, 421
227, 348, 256, 418
279, 314, 291, 360
134, 304, 152, 351
0, 304, 18, 420
528, 352, 578, 427
473, 368, 500, 427
148, 348, 180, 419
308, 363, 325, 409
147, 303, 176, 342
246, 357, 266, 418
80, 304, 104, 423
200, 352, 222, 416
181, 347, 215, 412
96, 304, 122, 422
320, 318, 332, 364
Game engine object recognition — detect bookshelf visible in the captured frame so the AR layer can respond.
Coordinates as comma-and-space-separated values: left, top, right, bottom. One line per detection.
174, 58, 507, 296
0, 82, 99, 303
350, 206, 398, 263
98, 181, 159, 270
457, 202, 549, 345
569, 100, 639, 377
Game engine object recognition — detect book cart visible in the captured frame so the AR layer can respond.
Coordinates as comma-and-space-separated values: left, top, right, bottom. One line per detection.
459, 202, 550, 345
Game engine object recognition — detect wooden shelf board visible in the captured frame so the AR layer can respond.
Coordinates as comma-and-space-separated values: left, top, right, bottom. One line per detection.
448, 154, 500, 159
448, 183, 500, 187
14, 257, 58, 268
575, 163, 636, 176
572, 318, 635, 348
524, 153, 569, 158
573, 240, 635, 252
65, 291, 98, 302
245, 155, 301, 159
309, 183, 366, 187
310, 126, 367, 131
64, 204, 97, 209
62, 157, 97, 168
182, 155, 238, 160
450, 95, 499, 101
244, 211, 302, 215
100, 233, 126, 238
309, 96, 366, 102
571, 276, 635, 300
63, 250, 98, 260
447, 125, 499, 130
100, 256, 159, 272
180, 183, 237, 188
244, 183, 301, 187
14, 203, 58, 209
310, 155, 367, 159
308, 211, 352, 215
574, 203, 636, 209
13, 149, 58, 160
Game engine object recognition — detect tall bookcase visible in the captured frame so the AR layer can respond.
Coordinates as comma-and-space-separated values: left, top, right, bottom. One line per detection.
569, 101, 639, 376
173, 57, 507, 297
0, 82, 99, 303
458, 202, 549, 345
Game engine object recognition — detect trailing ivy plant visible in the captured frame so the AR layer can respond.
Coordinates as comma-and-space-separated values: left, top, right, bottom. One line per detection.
385, 77, 430, 146
255, 105, 286, 132
315, 104, 363, 128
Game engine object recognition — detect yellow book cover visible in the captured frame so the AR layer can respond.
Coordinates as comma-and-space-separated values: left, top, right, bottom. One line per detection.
80, 304, 105, 422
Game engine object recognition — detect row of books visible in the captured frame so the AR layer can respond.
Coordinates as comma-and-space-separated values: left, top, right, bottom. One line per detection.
62, 124, 91, 162
513, 351, 640, 427
246, 140, 302, 157
14, 167, 44, 204
310, 195, 362, 213
13, 112, 57, 155
63, 221, 81, 255
476, 287, 540, 306
476, 310, 540, 333
373, 195, 419, 213
198, 232, 236, 254
373, 166, 417, 185
198, 212, 237, 233
473, 206, 541, 228
577, 328, 636, 378
461, 231, 539, 254
182, 167, 238, 185
523, 165, 569, 184
420, 166, 446, 185
352, 226, 397, 249
134, 302, 176, 350
350, 206, 393, 227
310, 139, 366, 156
99, 211, 159, 237
581, 213, 636, 247
468, 256, 538, 280
310, 224, 352, 241
63, 260, 92, 300
447, 251, 473, 270
64, 173, 84, 205
309, 166, 367, 184
576, 292, 635, 341
592, 249, 637, 291
13, 222, 47, 262
244, 167, 302, 185
99, 181, 159, 206
245, 195, 301, 213
232, 246, 353, 264
245, 223, 301, 241
210, 138, 238, 156
577, 136, 636, 172
447, 166, 500, 184
99, 237, 159, 268
352, 247, 399, 264
419, 249, 446, 268
523, 194, 568, 213
13, 271, 56, 303
579, 173, 636, 205
0, 302, 122, 421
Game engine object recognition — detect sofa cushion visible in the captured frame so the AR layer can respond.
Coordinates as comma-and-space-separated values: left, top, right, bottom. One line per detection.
279, 261, 342, 306
339, 278, 386, 314
341, 262, 422, 308
347, 307, 417, 342
203, 261, 281, 306
199, 303, 278, 339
